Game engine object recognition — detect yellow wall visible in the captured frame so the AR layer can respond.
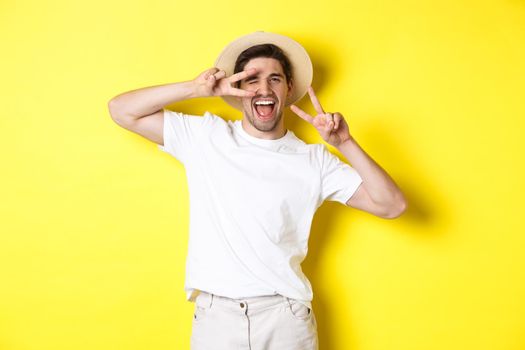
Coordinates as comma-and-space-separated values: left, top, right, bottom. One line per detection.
1, 0, 524, 349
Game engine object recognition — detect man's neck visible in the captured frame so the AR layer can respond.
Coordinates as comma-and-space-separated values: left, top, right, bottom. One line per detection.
241, 118, 286, 140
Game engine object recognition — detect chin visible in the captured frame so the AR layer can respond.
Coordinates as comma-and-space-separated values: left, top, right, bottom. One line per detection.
255, 116, 282, 132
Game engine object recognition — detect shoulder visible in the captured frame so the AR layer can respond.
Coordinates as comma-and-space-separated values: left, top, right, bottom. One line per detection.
313, 143, 347, 170
164, 109, 221, 120
310, 142, 329, 159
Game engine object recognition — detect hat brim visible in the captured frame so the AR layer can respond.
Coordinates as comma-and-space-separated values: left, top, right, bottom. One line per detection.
214, 31, 313, 111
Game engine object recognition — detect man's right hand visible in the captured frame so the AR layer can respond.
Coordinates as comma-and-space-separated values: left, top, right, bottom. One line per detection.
193, 67, 258, 98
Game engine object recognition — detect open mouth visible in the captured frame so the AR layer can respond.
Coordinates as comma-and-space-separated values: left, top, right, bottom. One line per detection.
253, 99, 276, 120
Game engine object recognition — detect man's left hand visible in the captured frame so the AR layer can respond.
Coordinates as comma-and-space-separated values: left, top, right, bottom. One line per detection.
290, 86, 352, 148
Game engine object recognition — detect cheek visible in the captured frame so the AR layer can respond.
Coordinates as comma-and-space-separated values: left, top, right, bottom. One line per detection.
241, 98, 253, 111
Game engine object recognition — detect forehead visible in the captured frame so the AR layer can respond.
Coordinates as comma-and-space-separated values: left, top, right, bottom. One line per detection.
243, 57, 284, 74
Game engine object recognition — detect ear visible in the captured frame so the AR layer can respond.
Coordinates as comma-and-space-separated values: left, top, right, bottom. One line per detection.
287, 78, 294, 96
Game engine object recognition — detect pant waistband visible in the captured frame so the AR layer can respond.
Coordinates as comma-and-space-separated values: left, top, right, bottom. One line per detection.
194, 291, 292, 315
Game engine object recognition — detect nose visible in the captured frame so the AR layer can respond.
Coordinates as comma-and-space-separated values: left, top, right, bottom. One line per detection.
256, 80, 271, 96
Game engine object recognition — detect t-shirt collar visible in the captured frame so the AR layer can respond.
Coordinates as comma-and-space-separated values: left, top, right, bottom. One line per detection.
234, 120, 292, 146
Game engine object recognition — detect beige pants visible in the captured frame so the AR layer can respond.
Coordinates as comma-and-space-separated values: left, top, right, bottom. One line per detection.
190, 291, 319, 350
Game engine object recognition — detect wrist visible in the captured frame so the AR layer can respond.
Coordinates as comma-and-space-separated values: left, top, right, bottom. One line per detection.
336, 136, 356, 150
187, 80, 203, 99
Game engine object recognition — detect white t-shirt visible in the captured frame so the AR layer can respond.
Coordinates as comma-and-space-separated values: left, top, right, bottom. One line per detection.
157, 109, 363, 309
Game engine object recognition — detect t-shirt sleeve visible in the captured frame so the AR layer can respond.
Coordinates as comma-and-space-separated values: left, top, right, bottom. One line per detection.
157, 109, 204, 164
319, 144, 363, 204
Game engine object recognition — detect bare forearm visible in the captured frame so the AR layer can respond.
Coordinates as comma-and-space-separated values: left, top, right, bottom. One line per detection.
108, 80, 199, 121
336, 136, 405, 207
108, 67, 258, 122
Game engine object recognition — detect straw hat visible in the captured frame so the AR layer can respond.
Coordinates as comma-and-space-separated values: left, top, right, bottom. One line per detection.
214, 31, 313, 110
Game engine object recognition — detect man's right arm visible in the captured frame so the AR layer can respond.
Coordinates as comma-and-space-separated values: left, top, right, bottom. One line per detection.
107, 67, 258, 146
107, 80, 199, 146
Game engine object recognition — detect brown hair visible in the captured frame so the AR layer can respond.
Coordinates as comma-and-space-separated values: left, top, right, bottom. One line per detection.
233, 44, 293, 88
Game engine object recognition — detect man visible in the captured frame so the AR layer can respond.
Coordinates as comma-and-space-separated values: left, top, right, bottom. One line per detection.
108, 31, 406, 350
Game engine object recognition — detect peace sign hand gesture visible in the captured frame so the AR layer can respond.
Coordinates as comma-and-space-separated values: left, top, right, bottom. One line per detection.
193, 67, 258, 99
290, 86, 352, 148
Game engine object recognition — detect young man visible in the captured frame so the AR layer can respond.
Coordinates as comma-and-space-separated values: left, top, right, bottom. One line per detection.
108, 31, 406, 350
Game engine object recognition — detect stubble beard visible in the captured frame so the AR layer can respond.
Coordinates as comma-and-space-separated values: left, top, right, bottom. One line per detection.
244, 106, 283, 133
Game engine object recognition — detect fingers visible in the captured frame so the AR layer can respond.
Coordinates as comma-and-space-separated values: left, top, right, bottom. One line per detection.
207, 69, 227, 86
212, 69, 227, 81
228, 67, 258, 83
203, 68, 219, 88
290, 104, 314, 123
203, 67, 227, 84
333, 112, 342, 130
326, 113, 334, 129
307, 86, 325, 115
202, 67, 256, 97
229, 87, 256, 97
324, 112, 343, 131
203, 67, 219, 80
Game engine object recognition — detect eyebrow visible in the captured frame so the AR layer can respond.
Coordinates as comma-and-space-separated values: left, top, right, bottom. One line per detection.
244, 72, 285, 81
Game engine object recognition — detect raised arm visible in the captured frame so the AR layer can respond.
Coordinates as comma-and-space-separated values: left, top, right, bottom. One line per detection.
290, 86, 407, 219
107, 67, 258, 145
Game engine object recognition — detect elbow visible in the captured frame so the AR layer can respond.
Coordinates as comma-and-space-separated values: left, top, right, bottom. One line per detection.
108, 98, 120, 120
108, 98, 122, 118
107, 99, 131, 126
381, 197, 407, 220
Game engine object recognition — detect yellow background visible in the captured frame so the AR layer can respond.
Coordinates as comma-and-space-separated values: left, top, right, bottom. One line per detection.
1, 0, 524, 349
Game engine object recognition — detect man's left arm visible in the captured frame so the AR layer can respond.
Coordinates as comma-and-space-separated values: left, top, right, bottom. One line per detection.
291, 86, 407, 219
336, 136, 407, 219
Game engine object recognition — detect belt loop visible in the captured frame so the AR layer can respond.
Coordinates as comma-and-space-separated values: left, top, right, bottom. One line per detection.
209, 293, 214, 308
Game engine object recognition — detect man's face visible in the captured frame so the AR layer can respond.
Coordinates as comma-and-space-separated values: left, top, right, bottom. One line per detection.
238, 57, 293, 133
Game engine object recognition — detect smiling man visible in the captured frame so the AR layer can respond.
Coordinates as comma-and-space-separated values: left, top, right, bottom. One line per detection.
108, 31, 407, 350
238, 56, 290, 136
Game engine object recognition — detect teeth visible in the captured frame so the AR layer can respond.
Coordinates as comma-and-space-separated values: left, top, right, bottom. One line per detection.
255, 100, 275, 105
